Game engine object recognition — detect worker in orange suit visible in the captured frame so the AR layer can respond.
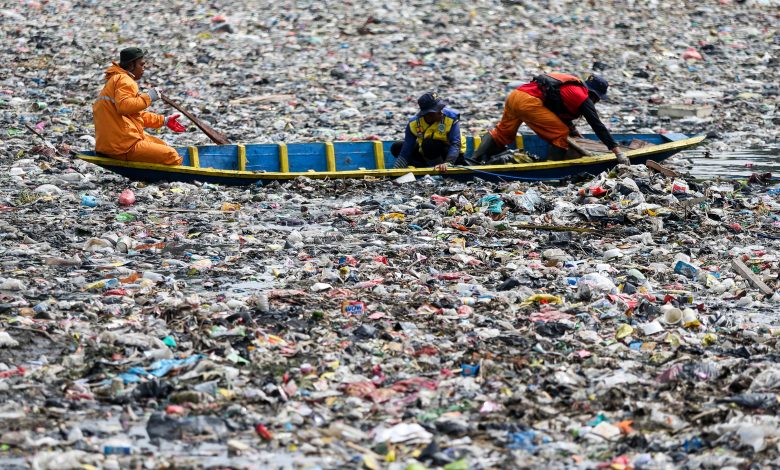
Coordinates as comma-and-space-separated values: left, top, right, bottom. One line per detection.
473, 73, 628, 164
93, 47, 186, 165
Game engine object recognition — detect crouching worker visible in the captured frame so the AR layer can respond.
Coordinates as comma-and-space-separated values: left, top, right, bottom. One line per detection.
93, 47, 186, 165
473, 73, 628, 164
391, 92, 466, 173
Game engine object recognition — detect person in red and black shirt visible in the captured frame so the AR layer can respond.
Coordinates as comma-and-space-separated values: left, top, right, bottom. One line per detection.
473, 73, 628, 164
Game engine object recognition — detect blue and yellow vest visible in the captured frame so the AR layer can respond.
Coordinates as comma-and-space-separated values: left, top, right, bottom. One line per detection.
408, 108, 467, 155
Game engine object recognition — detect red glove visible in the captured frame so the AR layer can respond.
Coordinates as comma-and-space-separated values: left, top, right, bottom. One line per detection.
164, 114, 186, 133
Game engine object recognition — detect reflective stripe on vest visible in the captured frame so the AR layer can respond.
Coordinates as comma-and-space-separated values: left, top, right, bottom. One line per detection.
94, 95, 116, 105
409, 115, 454, 152
408, 112, 466, 155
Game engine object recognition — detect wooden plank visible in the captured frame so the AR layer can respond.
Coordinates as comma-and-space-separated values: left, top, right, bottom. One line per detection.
188, 146, 200, 168
237, 144, 246, 171
325, 142, 336, 172
646, 160, 681, 177
566, 137, 594, 157
372, 141, 385, 170
569, 137, 609, 153
732, 257, 773, 295
627, 139, 654, 149
278, 143, 289, 173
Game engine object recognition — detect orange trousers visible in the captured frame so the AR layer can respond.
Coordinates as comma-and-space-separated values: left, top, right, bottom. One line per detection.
489, 89, 570, 149
113, 134, 182, 165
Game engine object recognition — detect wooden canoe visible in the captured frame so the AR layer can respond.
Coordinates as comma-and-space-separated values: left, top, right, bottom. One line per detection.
75, 133, 705, 185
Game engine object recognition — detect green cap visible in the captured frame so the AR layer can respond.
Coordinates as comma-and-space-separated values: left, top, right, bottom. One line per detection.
119, 47, 147, 64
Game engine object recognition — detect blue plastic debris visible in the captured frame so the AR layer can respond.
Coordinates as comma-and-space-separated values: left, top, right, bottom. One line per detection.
461, 363, 480, 377
506, 430, 542, 451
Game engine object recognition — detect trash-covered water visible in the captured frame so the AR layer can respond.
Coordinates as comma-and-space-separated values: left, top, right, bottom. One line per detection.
2, 0, 780, 469
685, 146, 780, 179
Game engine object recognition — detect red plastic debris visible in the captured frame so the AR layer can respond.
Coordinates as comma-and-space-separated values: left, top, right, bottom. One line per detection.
255, 423, 273, 440
0, 367, 26, 379
681, 47, 702, 60
118, 189, 136, 206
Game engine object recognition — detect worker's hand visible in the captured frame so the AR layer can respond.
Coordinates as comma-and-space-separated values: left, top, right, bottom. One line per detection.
145, 87, 162, 102
435, 163, 449, 173
613, 147, 630, 165
568, 127, 582, 138
164, 114, 186, 133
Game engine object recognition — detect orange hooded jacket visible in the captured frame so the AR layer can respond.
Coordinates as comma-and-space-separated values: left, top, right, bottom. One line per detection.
93, 63, 164, 155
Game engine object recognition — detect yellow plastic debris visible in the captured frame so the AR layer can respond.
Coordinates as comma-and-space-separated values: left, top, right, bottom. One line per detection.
521, 294, 563, 306
615, 324, 634, 340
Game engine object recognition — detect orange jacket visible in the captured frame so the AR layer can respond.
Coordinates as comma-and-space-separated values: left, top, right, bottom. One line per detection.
93, 63, 164, 155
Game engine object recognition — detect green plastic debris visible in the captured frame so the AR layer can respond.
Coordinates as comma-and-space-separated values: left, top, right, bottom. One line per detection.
404, 464, 428, 470
443, 459, 469, 470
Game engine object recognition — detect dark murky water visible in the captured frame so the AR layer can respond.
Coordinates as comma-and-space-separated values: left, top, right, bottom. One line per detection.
678, 146, 780, 179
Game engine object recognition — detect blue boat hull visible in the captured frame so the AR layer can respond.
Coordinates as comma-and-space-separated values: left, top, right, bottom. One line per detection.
75, 133, 705, 185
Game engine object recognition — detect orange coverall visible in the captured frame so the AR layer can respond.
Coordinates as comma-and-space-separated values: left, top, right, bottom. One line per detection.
489, 89, 571, 150
93, 64, 182, 165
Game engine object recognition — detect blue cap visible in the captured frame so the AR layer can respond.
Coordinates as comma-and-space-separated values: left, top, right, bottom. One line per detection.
417, 92, 446, 116
585, 75, 609, 101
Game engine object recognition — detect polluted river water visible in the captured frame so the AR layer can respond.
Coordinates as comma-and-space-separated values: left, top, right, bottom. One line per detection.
2, 0, 780, 468
686, 146, 780, 179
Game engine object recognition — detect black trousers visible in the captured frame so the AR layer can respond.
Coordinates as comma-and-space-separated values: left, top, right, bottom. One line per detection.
390, 139, 465, 166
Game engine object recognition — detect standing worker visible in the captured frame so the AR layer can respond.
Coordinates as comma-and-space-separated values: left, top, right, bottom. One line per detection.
473, 73, 628, 164
93, 47, 186, 165
391, 92, 467, 172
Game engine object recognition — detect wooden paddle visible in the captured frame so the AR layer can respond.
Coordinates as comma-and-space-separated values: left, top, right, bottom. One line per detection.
566, 137, 594, 157
161, 94, 231, 145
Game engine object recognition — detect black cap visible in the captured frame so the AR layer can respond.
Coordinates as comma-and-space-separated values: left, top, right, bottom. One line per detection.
417, 92, 446, 116
585, 75, 609, 101
119, 47, 147, 65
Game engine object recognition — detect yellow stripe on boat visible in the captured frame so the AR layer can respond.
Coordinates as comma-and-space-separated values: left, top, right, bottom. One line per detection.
325, 142, 336, 172
188, 146, 200, 168
373, 141, 385, 170
278, 143, 289, 173
237, 144, 246, 171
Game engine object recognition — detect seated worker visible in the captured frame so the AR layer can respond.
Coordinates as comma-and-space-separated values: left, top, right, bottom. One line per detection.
391, 92, 467, 173
473, 73, 628, 164
93, 47, 186, 165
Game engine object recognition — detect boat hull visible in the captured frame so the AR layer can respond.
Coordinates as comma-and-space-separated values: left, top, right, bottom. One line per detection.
75, 134, 705, 185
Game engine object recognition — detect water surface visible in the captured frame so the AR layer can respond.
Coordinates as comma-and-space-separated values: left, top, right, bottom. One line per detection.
679, 146, 780, 179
